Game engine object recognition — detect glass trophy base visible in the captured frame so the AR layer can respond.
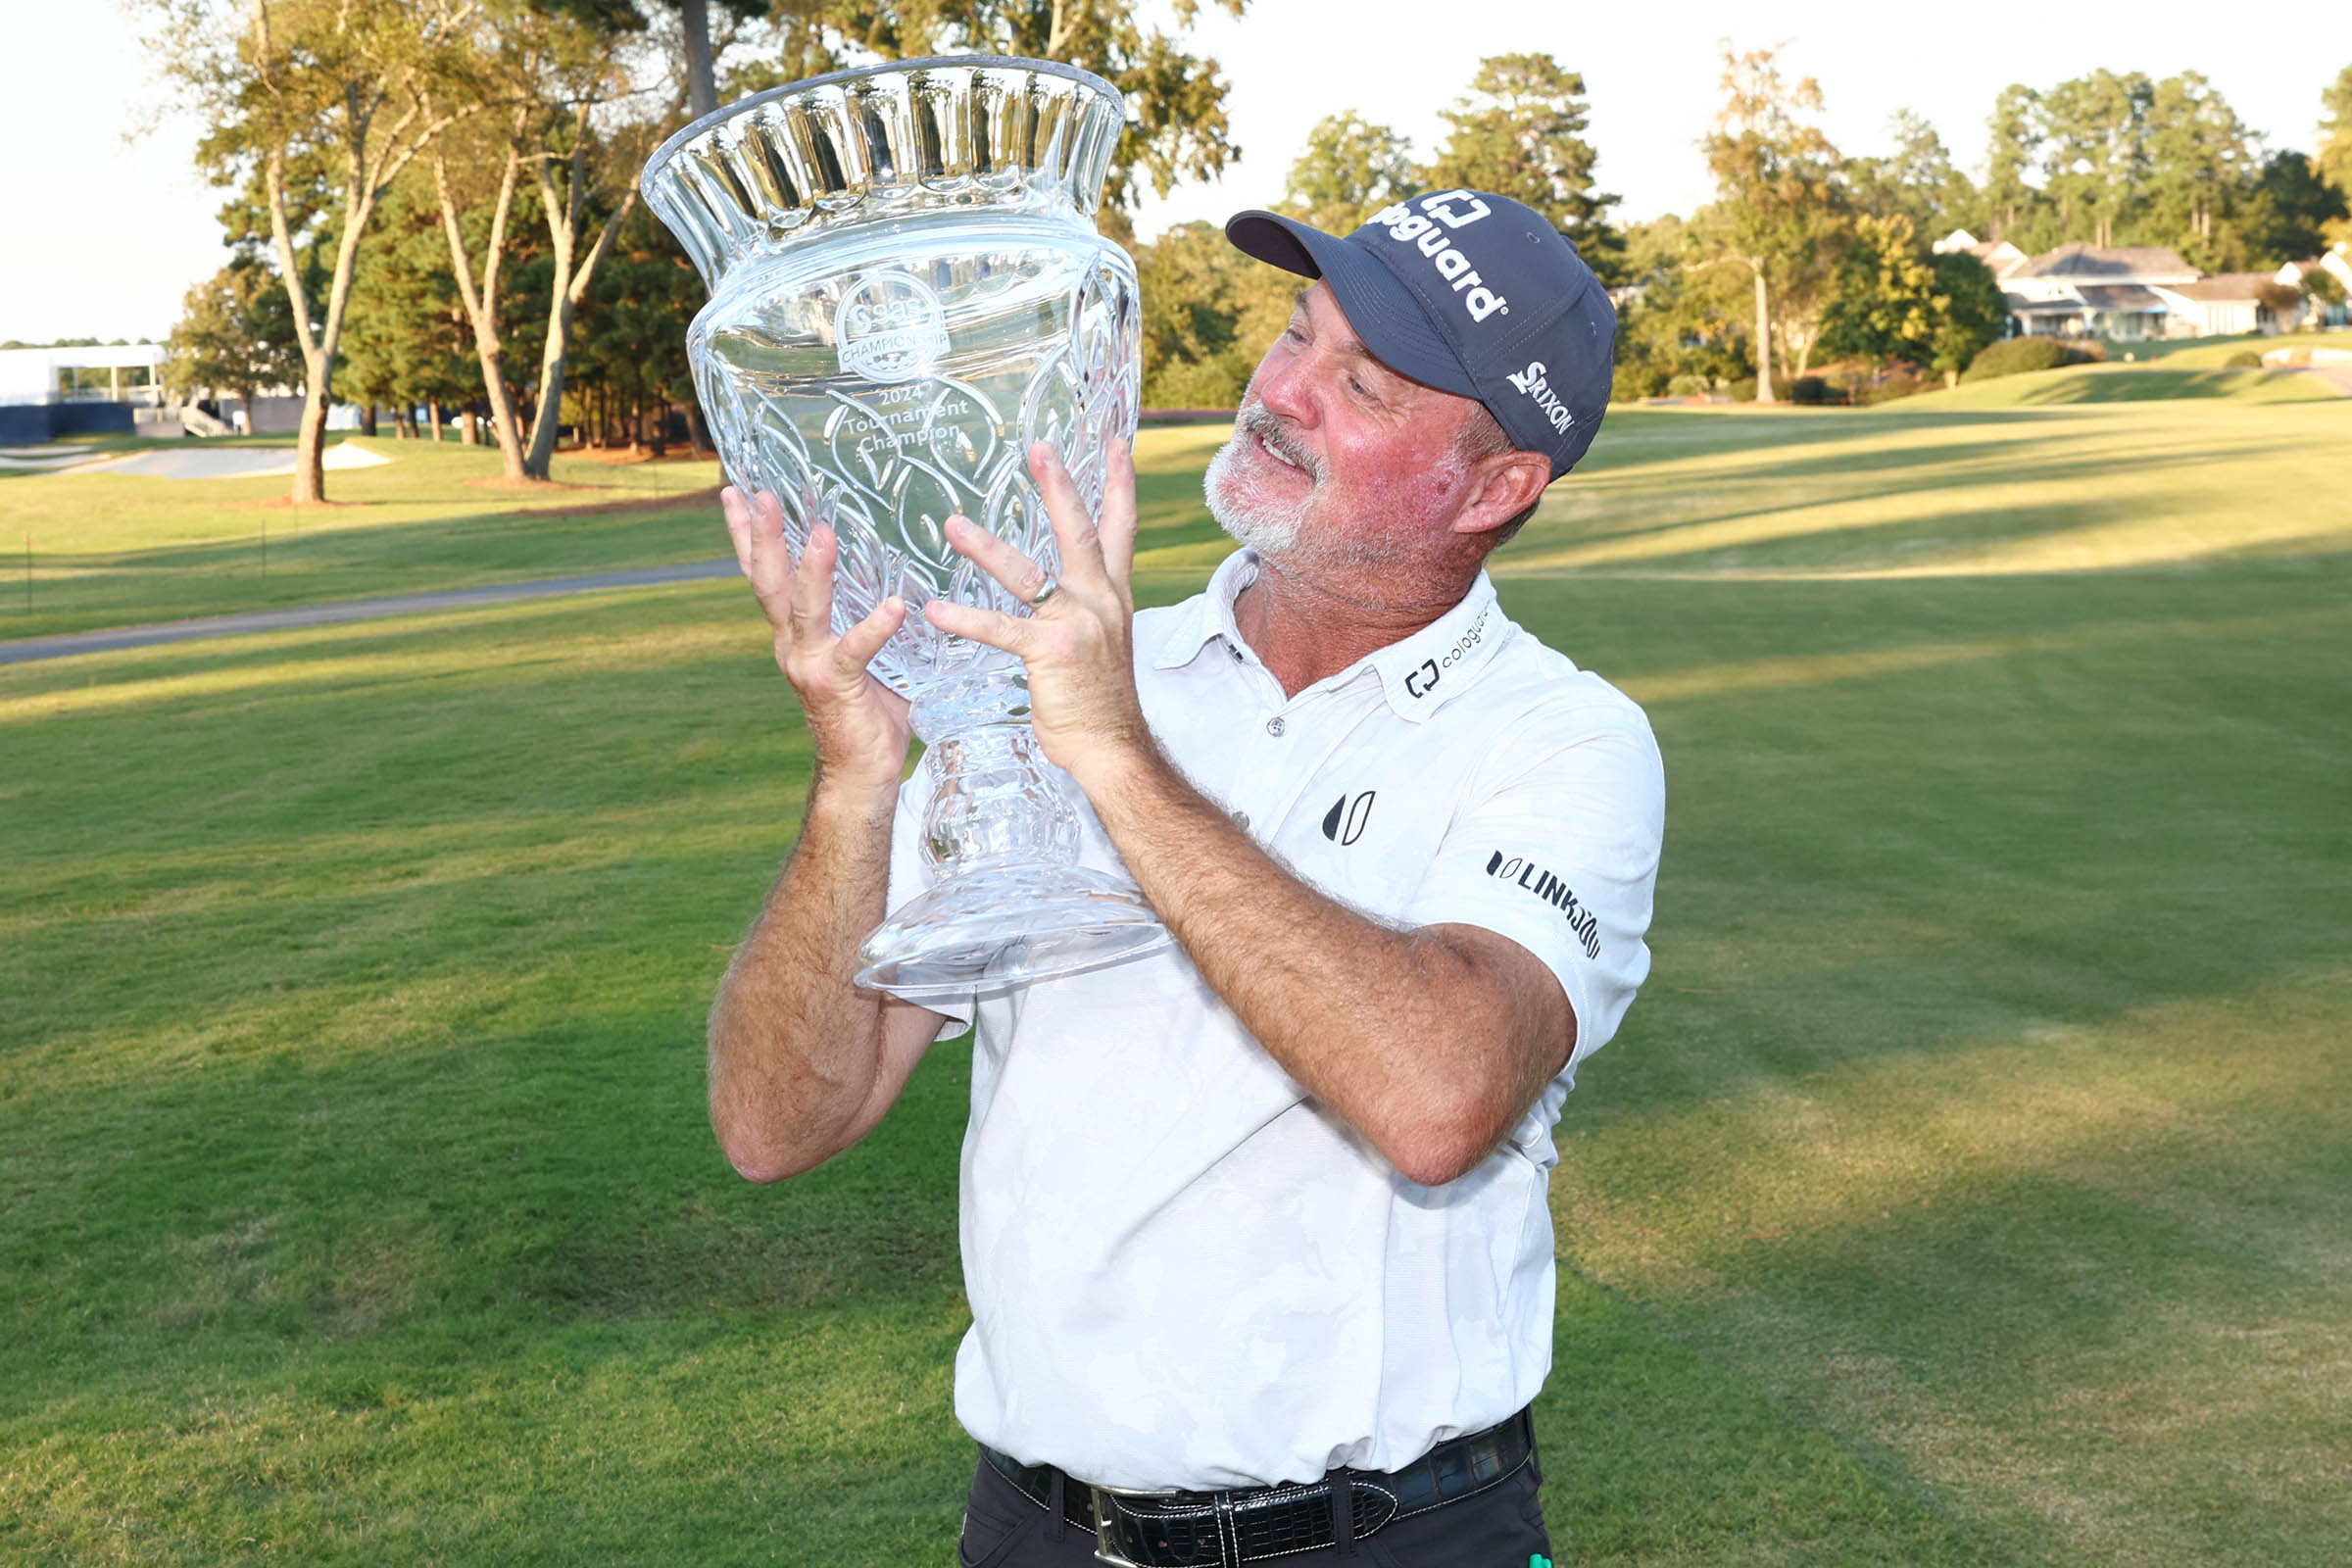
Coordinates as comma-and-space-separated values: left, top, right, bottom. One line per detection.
855, 859, 1170, 1004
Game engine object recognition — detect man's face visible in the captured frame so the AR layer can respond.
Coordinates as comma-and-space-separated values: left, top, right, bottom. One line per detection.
1204, 282, 1490, 570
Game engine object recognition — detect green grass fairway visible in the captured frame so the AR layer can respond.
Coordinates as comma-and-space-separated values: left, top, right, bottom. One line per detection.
2098, 326, 2352, 368
0, 435, 721, 641
1916, 363, 2340, 408
5, 399, 2351, 1563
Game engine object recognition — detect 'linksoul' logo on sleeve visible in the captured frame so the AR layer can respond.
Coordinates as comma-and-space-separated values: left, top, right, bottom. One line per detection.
1486, 851, 1602, 959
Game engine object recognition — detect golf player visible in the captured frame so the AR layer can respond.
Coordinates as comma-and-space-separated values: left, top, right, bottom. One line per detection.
709, 188, 1663, 1566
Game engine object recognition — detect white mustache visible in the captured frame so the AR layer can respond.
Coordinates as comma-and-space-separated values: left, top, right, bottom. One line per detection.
1238, 404, 1321, 480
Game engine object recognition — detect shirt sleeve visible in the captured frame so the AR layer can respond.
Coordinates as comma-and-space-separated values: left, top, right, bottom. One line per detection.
1397, 698, 1664, 1083
884, 767, 978, 1037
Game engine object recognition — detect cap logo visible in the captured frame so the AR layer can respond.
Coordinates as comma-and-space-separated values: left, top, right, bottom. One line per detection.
1367, 190, 1510, 323
1506, 360, 1575, 434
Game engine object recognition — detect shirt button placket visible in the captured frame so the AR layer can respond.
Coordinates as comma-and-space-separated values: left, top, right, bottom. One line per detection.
1265, 715, 1286, 737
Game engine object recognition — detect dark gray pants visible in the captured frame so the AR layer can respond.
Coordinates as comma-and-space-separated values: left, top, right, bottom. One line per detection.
956, 1449, 1553, 1568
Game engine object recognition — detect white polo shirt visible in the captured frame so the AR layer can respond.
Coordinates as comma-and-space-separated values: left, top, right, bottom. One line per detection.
885, 549, 1664, 1492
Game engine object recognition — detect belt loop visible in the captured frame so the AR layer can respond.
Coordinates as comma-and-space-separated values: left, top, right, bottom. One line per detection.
1333, 1469, 1357, 1559
1045, 1465, 1067, 1543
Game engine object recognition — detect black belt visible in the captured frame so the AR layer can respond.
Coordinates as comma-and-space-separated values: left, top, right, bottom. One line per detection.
981, 1407, 1536, 1567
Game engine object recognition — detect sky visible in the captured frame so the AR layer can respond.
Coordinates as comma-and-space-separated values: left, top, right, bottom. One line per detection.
4, 1, 2346, 345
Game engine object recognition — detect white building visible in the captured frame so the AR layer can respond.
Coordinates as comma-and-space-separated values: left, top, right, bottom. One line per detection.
1935, 230, 2352, 341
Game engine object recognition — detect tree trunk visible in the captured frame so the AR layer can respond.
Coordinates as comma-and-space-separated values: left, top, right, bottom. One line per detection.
433, 139, 532, 482
292, 386, 331, 504
524, 130, 639, 481
428, 399, 443, 443
686, 396, 710, 455
680, 0, 716, 119
361, 404, 378, 437
1751, 265, 1778, 404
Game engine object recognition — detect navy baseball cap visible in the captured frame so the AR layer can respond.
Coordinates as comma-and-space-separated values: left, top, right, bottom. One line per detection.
1225, 190, 1615, 479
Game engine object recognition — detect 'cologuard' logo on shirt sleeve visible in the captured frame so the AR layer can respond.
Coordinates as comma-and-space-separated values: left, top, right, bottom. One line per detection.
1486, 851, 1602, 959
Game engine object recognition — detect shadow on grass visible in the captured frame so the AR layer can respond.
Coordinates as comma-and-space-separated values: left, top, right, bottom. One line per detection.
7, 537, 2352, 1562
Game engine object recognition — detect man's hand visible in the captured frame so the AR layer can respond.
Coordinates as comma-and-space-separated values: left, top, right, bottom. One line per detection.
722, 485, 910, 793
921, 441, 1155, 787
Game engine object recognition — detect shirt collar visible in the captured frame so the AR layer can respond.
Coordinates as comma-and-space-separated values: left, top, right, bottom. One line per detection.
1152, 551, 1512, 723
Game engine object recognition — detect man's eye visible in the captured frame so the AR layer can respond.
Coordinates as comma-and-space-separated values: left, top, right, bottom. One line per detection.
1348, 377, 1371, 398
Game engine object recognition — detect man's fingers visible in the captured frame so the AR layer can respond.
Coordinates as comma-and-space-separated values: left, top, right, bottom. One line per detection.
944, 514, 1054, 608
787, 520, 838, 642
742, 489, 800, 602
1100, 439, 1139, 588
1028, 441, 1108, 589
835, 596, 906, 672
923, 596, 1032, 656
721, 486, 758, 579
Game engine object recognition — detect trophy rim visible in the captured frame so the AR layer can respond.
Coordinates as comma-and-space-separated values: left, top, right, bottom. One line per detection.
643, 54, 1127, 198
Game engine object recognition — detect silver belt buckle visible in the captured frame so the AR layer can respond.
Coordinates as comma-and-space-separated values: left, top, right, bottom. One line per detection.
1086, 1483, 1158, 1568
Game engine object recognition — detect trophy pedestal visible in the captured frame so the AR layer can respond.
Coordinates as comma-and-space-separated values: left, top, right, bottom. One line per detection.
857, 667, 1169, 1004
855, 860, 1167, 1003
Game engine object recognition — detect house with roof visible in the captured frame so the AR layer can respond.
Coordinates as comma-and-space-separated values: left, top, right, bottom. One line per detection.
1931, 228, 2030, 282
1934, 230, 2352, 341
1997, 241, 2202, 340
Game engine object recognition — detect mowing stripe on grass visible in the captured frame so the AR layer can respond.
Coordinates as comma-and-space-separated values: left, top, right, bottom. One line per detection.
0, 558, 740, 665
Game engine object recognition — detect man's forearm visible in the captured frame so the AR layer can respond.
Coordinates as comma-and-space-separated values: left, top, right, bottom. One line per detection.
1078, 746, 1564, 1185
707, 769, 902, 1181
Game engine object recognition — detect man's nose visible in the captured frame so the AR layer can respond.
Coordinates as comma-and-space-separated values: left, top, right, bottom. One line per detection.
1253, 349, 1317, 428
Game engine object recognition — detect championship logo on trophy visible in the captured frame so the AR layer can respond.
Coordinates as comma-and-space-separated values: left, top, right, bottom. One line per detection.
642, 56, 1166, 1001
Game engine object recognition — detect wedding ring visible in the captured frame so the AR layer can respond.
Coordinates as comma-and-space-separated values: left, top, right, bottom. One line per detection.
1027, 574, 1059, 608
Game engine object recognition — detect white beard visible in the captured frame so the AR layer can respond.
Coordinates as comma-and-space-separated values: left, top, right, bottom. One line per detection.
1204, 405, 1317, 556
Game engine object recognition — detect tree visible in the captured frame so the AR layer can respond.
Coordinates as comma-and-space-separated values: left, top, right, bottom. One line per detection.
2320, 64, 2352, 199
1980, 84, 2046, 247
2038, 69, 2152, 250
1697, 43, 1847, 401
571, 203, 703, 450
164, 256, 308, 408
2256, 278, 2303, 328
1816, 213, 1944, 364
2140, 73, 2257, 268
727, 1, 1250, 242
2245, 150, 2349, 267
2320, 64, 2352, 247
1284, 112, 1416, 232
1609, 214, 1752, 400
338, 177, 477, 437
147, 0, 479, 504
1927, 252, 2008, 383
419, 2, 647, 481
1423, 53, 1621, 280
1133, 219, 1293, 409
1847, 110, 1974, 234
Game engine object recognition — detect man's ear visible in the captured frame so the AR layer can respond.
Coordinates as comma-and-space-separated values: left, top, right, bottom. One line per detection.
1451, 450, 1551, 537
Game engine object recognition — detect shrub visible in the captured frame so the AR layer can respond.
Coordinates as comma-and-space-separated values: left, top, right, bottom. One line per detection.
2225, 350, 2263, 368
1665, 372, 1712, 398
1963, 337, 2082, 382
1791, 375, 1828, 405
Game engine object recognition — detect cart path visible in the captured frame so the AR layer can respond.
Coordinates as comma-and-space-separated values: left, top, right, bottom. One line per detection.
0, 558, 741, 665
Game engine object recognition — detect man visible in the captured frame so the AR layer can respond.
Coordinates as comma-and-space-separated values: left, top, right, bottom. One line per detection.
710, 189, 1662, 1567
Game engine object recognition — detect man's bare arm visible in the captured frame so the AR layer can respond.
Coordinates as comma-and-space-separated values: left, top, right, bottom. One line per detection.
1083, 747, 1571, 1186
706, 488, 950, 1183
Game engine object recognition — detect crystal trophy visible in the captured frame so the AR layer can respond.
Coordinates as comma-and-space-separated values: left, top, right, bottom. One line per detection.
643, 56, 1168, 1001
